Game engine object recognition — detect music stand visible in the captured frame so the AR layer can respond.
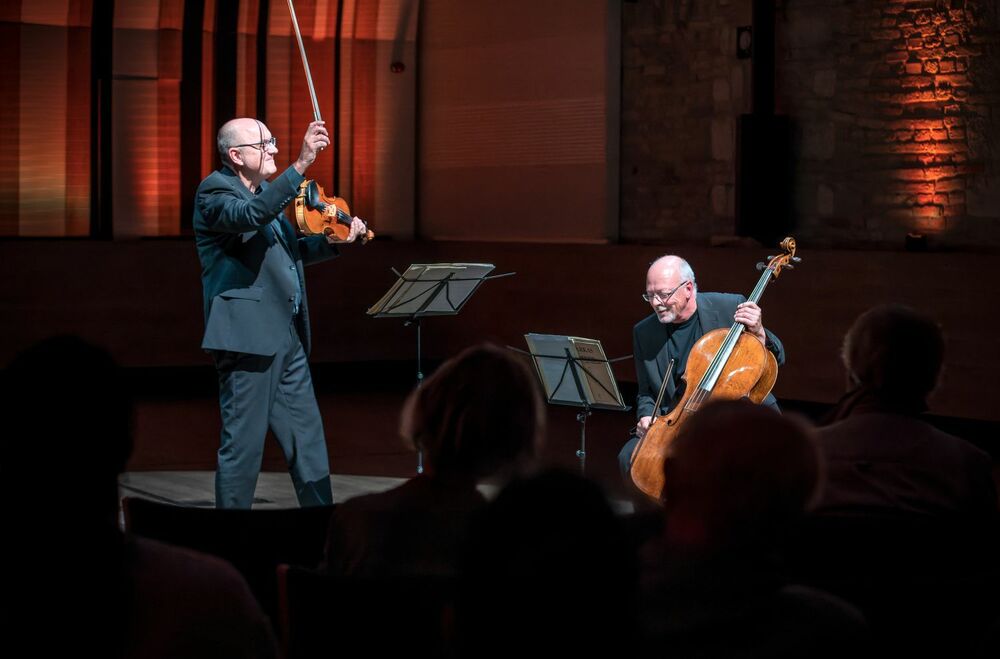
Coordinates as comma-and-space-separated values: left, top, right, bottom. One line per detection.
522, 333, 629, 474
368, 263, 514, 473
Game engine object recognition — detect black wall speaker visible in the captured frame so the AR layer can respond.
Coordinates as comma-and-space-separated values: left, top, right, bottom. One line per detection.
735, 114, 795, 246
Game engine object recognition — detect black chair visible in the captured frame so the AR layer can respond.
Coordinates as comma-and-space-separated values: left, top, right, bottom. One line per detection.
276, 564, 455, 659
122, 496, 337, 623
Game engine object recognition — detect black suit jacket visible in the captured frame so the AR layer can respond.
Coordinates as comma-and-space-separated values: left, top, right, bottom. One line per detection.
194, 165, 338, 356
632, 292, 785, 419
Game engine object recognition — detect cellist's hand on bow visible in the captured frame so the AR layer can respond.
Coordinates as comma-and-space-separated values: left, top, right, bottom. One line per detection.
636, 415, 653, 439
734, 301, 767, 345
326, 216, 368, 244
293, 121, 330, 175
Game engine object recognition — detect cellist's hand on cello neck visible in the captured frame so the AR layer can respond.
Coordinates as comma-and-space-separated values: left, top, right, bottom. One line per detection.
293, 121, 330, 175
734, 301, 768, 346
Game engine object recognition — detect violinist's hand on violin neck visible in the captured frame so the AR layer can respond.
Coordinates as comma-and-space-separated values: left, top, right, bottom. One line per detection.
326, 216, 368, 244
293, 121, 331, 174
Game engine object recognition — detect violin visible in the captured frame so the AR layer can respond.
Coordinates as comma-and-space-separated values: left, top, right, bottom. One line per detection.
294, 179, 374, 243
286, 0, 373, 244
628, 237, 801, 502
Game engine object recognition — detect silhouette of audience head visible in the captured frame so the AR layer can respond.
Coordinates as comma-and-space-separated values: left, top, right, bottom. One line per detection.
841, 304, 944, 409
1, 335, 132, 521
458, 468, 637, 656
400, 343, 544, 479
661, 399, 821, 554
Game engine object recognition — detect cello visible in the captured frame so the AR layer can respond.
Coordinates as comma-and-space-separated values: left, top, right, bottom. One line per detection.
284, 0, 374, 243
628, 237, 800, 502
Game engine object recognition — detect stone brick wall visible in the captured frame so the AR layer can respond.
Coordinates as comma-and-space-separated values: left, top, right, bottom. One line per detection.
621, 0, 753, 243
621, 0, 1000, 248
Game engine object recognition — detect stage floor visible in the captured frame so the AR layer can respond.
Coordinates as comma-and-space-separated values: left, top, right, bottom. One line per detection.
119, 471, 408, 509
118, 470, 634, 513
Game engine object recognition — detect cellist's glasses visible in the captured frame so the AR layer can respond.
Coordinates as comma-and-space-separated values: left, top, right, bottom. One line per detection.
642, 280, 690, 304
233, 136, 277, 151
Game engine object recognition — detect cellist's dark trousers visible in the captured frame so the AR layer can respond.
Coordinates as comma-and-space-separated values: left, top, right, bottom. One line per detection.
213, 320, 333, 509
618, 434, 640, 482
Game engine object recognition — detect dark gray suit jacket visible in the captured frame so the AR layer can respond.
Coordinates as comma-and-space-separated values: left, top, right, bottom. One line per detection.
194, 165, 338, 356
633, 292, 785, 419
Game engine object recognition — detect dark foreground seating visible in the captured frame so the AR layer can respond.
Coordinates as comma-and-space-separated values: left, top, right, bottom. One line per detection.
122, 496, 336, 622
277, 565, 455, 659
784, 512, 1000, 656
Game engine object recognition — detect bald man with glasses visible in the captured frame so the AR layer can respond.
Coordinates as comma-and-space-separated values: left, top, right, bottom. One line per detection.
618, 255, 786, 481
193, 118, 367, 509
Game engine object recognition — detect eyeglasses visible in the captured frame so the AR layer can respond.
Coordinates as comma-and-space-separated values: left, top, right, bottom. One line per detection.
232, 136, 277, 151
642, 280, 689, 304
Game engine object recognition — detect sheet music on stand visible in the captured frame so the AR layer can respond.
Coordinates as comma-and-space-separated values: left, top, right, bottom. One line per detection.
524, 333, 627, 411
524, 333, 628, 474
366, 263, 496, 319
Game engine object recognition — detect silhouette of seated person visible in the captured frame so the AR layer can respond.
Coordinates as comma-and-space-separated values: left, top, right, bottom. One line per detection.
455, 468, 638, 658
640, 399, 868, 658
323, 343, 545, 577
815, 304, 997, 518
799, 306, 1000, 657
1, 336, 276, 658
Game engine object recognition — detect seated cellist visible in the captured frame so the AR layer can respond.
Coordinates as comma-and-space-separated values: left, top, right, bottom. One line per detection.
617, 255, 785, 480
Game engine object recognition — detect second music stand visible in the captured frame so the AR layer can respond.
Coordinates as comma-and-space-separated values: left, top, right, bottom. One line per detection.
368, 263, 514, 473
522, 333, 630, 474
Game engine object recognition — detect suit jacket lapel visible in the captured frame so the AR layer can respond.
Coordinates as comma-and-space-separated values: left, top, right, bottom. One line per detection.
270, 217, 295, 257
696, 293, 727, 331
228, 174, 292, 258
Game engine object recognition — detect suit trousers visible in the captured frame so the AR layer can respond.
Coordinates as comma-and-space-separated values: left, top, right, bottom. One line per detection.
213, 320, 333, 509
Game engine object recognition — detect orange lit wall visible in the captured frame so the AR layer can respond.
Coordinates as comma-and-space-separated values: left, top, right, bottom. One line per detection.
418, 0, 618, 243
200, 0, 217, 179
1, 0, 401, 238
111, 0, 183, 238
0, 2, 92, 237
868, 2, 979, 235
620, 0, 1000, 248
346, 0, 377, 225
772, 0, 999, 248
337, 0, 418, 238
267, 0, 337, 197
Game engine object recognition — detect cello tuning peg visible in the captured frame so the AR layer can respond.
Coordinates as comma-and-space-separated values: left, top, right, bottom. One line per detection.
766, 255, 774, 260
792, 256, 802, 262
784, 264, 794, 270
756, 261, 767, 271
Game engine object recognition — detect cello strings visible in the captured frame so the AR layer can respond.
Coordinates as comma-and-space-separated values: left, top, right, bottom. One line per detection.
695, 265, 774, 394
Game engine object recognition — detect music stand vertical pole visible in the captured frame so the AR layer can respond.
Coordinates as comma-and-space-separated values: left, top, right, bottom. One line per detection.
406, 276, 454, 476
416, 319, 424, 386
415, 319, 424, 474
372, 266, 501, 478
576, 407, 591, 475
563, 347, 593, 476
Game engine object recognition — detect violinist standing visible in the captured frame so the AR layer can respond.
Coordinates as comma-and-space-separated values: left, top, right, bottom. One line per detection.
194, 118, 367, 509
617, 255, 786, 479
